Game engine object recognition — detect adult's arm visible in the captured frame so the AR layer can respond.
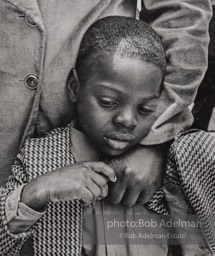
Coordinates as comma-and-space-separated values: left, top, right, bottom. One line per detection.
107, 0, 212, 207
141, 0, 212, 144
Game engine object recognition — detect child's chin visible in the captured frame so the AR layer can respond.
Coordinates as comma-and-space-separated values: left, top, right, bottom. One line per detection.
101, 147, 127, 157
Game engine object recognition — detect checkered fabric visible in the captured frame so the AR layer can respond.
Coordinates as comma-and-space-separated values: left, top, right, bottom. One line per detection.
0, 126, 82, 256
164, 129, 215, 253
1, 127, 215, 255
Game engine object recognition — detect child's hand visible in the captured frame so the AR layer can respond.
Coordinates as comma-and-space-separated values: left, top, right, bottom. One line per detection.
21, 161, 116, 210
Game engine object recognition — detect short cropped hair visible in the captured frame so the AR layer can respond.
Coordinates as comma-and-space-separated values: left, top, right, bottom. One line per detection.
76, 16, 167, 76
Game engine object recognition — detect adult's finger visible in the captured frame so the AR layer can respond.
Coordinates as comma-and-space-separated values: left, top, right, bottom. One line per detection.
107, 179, 127, 204
121, 187, 141, 207
136, 190, 153, 205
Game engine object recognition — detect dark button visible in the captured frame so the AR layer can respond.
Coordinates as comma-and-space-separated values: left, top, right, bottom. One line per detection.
25, 14, 37, 27
25, 75, 38, 90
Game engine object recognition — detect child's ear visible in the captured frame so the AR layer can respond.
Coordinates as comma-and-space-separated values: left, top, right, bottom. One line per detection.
67, 68, 80, 103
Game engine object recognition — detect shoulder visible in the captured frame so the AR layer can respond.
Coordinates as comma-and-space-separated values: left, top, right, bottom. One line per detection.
20, 125, 72, 164
171, 129, 215, 151
25, 125, 70, 148
168, 129, 215, 164
18, 125, 74, 179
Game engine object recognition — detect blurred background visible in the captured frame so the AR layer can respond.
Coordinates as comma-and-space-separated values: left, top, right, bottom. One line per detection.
192, 4, 215, 132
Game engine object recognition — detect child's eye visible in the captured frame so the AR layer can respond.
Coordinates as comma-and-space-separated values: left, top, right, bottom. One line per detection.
99, 98, 118, 108
138, 105, 154, 115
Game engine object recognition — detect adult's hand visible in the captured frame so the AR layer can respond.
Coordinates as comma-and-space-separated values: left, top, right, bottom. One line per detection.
106, 144, 168, 207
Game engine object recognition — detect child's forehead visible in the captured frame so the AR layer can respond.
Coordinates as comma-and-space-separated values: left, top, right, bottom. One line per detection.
84, 52, 162, 76
81, 55, 163, 96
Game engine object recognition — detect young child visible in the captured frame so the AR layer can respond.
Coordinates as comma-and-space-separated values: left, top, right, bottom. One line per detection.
0, 16, 168, 256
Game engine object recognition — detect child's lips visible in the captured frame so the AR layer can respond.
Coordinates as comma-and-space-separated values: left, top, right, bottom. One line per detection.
104, 132, 135, 150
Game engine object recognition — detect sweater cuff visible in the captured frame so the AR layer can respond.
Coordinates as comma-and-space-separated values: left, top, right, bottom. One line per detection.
5, 186, 45, 234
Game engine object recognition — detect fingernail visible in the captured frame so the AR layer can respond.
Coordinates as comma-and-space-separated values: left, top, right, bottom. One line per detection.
112, 176, 117, 182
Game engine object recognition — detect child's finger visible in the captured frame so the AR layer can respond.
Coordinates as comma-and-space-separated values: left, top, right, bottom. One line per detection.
90, 172, 109, 198
86, 179, 102, 200
87, 161, 117, 182
80, 187, 94, 205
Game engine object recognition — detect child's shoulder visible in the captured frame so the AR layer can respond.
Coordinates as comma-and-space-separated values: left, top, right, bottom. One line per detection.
16, 125, 74, 177
21, 125, 71, 157
17, 125, 73, 169
27, 125, 70, 144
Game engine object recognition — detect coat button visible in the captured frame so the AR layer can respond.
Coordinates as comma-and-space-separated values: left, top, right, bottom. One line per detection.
25, 14, 37, 27
25, 75, 38, 90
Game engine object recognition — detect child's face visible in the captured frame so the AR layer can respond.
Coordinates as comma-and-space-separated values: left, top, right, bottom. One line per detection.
74, 54, 163, 156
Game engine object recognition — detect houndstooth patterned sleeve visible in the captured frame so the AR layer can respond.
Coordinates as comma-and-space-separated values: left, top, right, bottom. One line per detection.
164, 129, 215, 253
0, 148, 34, 256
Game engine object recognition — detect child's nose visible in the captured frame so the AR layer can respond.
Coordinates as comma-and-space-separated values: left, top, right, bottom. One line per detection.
113, 108, 137, 129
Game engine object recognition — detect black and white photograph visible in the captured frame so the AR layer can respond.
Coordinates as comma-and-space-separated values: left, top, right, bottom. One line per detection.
0, 0, 215, 255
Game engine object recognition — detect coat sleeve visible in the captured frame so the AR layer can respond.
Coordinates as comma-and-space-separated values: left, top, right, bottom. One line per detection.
164, 129, 215, 253
140, 0, 212, 144
0, 150, 33, 256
